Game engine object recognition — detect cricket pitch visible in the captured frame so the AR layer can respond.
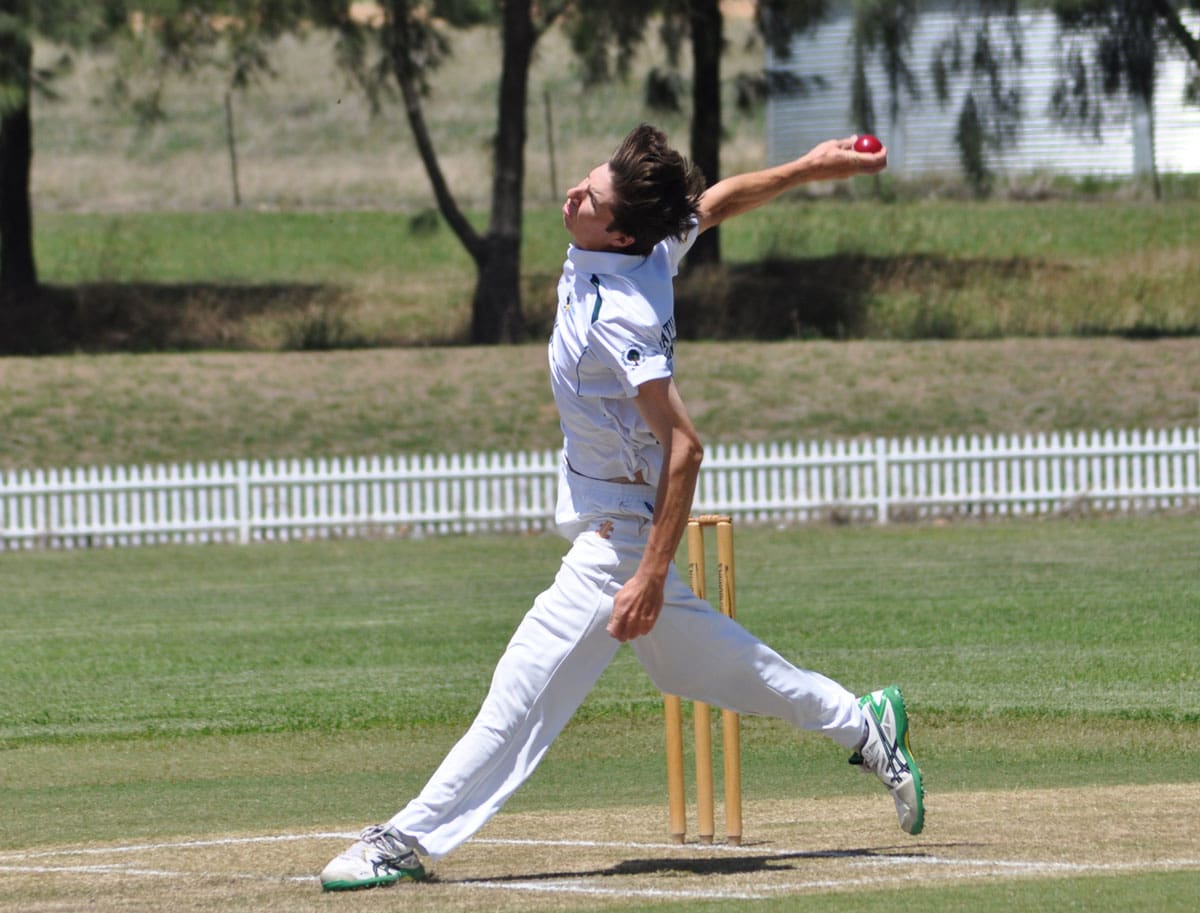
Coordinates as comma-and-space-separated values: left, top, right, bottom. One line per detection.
2, 783, 1197, 912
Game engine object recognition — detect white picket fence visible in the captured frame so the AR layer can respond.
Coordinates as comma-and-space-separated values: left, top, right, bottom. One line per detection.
2, 427, 1198, 551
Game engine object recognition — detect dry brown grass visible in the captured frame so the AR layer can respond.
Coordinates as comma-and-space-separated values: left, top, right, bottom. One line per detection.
2, 337, 1199, 469
30, 19, 767, 215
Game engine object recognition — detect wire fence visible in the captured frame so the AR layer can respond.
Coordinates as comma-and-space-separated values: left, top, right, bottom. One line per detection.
2, 427, 1198, 551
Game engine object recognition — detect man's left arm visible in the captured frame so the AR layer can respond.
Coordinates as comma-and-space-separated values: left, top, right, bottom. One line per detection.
605, 376, 703, 642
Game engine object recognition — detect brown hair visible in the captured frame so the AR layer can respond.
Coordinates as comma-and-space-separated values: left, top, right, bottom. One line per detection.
606, 124, 706, 256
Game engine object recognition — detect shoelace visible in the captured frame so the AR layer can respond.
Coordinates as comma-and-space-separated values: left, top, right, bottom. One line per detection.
360, 825, 413, 862
854, 717, 908, 785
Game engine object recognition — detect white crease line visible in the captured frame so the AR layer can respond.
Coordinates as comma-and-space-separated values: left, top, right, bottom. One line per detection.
735, 870, 1065, 895
0, 863, 315, 883
473, 837, 754, 852
0, 832, 356, 861
0, 833, 765, 864
853, 854, 1200, 874
681, 859, 1200, 898
459, 878, 767, 901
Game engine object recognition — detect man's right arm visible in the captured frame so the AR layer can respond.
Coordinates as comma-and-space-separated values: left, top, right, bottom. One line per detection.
696, 137, 887, 235
604, 376, 703, 642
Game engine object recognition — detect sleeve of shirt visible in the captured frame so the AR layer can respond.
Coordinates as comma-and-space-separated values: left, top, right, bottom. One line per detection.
588, 308, 673, 398
663, 218, 700, 275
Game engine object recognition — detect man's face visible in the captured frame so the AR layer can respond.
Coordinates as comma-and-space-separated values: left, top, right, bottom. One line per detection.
562, 164, 633, 252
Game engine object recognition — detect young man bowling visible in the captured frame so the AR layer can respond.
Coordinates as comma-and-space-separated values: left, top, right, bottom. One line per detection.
321, 124, 922, 890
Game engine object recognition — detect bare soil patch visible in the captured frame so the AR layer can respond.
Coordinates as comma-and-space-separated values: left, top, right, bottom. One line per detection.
2, 783, 1196, 912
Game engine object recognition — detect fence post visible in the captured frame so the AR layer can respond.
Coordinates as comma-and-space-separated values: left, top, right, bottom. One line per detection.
237, 459, 251, 545
875, 437, 889, 525
1194, 426, 1200, 503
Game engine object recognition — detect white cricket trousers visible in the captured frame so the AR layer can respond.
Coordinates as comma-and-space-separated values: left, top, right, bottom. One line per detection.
387, 471, 865, 860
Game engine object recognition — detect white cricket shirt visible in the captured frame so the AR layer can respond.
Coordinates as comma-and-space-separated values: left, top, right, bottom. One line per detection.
548, 224, 698, 488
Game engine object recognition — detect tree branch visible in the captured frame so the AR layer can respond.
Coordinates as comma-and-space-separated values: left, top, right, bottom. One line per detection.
393, 64, 484, 262
535, 1, 572, 36
1151, 0, 1200, 67
383, 2, 483, 262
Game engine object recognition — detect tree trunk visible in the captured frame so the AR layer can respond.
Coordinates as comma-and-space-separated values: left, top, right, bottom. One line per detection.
0, 22, 38, 304
473, 0, 534, 343
384, 0, 535, 344
471, 234, 522, 344
688, 0, 723, 267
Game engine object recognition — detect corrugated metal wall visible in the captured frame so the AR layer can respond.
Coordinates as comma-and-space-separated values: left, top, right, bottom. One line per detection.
766, 4, 1200, 178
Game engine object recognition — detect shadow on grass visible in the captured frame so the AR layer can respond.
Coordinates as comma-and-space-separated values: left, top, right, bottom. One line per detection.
677, 253, 1200, 342
4, 254, 1197, 353
526, 253, 949, 342
674, 253, 1051, 341
0, 282, 372, 355
453, 844, 976, 886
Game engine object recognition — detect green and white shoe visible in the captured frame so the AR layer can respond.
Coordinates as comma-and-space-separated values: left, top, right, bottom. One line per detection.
320, 825, 427, 891
850, 685, 925, 835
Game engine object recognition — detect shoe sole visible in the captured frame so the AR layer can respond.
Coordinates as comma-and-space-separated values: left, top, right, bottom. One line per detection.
882, 684, 924, 835
321, 868, 426, 891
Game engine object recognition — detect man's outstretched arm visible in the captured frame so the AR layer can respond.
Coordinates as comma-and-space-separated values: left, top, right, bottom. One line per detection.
696, 136, 887, 235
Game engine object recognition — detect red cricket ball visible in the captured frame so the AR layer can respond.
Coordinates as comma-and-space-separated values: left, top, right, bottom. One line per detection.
854, 134, 883, 154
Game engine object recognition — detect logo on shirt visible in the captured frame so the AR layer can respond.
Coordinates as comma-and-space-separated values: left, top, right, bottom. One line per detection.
623, 347, 643, 366
660, 317, 676, 363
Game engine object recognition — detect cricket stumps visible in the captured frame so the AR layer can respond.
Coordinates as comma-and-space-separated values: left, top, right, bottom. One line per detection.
663, 515, 743, 846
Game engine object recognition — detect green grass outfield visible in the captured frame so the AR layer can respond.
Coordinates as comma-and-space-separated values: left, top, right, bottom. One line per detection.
2, 515, 1197, 910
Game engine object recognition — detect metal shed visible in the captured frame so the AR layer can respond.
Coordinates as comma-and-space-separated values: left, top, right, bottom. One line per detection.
766, 1, 1200, 178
